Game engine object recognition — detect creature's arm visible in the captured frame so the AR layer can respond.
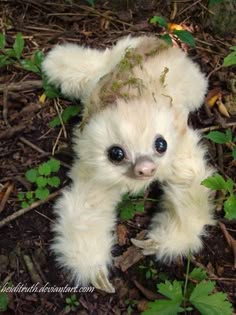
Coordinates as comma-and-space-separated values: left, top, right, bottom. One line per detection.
132, 128, 215, 260
42, 36, 141, 101
52, 166, 122, 293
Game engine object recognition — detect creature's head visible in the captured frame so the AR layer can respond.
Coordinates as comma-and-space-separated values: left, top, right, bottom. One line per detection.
74, 95, 185, 193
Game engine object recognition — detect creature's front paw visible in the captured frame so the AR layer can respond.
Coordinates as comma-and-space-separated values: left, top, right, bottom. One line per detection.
131, 238, 159, 255
91, 268, 115, 294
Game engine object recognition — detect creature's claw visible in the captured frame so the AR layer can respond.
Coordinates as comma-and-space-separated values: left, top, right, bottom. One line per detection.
131, 238, 159, 255
91, 269, 115, 294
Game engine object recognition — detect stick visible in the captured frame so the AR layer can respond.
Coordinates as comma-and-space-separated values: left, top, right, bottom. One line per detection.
0, 80, 42, 92
0, 190, 62, 229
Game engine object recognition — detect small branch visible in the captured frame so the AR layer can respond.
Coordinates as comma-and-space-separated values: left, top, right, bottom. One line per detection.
0, 125, 26, 140
199, 121, 236, 133
0, 190, 62, 229
0, 80, 43, 92
0, 183, 14, 214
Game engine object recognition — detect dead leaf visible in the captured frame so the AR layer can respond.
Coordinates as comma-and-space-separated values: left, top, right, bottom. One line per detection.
217, 100, 230, 117
137, 300, 149, 312
205, 87, 222, 108
167, 23, 183, 32
114, 246, 144, 272
219, 221, 236, 268
133, 280, 160, 301
116, 224, 128, 246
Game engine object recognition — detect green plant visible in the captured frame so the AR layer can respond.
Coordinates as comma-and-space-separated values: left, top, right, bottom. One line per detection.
49, 105, 80, 127
118, 193, 146, 220
223, 46, 236, 67
17, 158, 61, 207
139, 260, 158, 280
0, 32, 24, 66
142, 265, 232, 315
201, 173, 236, 220
205, 129, 236, 160
0, 32, 60, 98
150, 16, 195, 47
0, 292, 9, 312
65, 294, 79, 313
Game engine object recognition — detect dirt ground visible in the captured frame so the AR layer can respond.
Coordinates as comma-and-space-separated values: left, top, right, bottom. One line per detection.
0, 0, 235, 314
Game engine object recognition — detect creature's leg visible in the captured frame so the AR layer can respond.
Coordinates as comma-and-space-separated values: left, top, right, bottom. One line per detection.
132, 129, 215, 260
52, 176, 121, 293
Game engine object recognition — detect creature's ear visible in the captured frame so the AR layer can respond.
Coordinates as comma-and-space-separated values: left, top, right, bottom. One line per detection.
42, 36, 142, 102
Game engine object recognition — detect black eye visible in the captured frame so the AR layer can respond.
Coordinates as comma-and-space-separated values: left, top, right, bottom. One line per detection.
154, 137, 167, 154
108, 146, 125, 163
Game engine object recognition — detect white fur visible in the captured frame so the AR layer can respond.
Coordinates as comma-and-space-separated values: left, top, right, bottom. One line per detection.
43, 36, 214, 289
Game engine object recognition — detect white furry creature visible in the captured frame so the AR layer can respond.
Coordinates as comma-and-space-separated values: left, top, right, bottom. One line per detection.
42, 36, 215, 293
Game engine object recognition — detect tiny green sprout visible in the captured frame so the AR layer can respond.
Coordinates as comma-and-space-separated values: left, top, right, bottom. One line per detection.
49, 105, 80, 128
17, 158, 61, 207
0, 291, 9, 312
201, 173, 236, 220
65, 294, 79, 313
125, 299, 138, 315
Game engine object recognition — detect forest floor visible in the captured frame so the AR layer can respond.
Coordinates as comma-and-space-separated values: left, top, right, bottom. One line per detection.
0, 0, 235, 314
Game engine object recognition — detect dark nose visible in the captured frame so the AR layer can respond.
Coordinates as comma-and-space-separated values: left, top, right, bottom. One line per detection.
133, 156, 156, 178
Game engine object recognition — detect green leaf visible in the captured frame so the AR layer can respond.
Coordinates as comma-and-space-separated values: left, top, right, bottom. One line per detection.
190, 281, 215, 300
25, 169, 38, 183
36, 176, 48, 188
225, 178, 234, 195
21, 59, 40, 73
201, 174, 227, 191
142, 299, 181, 315
189, 268, 207, 281
17, 192, 24, 201
205, 130, 232, 144
174, 30, 195, 47
47, 176, 60, 188
26, 191, 34, 200
119, 206, 135, 220
13, 32, 24, 60
232, 147, 236, 160
223, 47, 236, 67
35, 187, 50, 200
49, 106, 80, 127
224, 195, 236, 220
157, 280, 183, 302
22, 201, 29, 208
38, 163, 51, 176
161, 34, 173, 46
61, 105, 80, 122
49, 116, 61, 128
42, 77, 60, 98
135, 202, 145, 213
0, 292, 9, 312
190, 281, 232, 315
0, 33, 6, 50
47, 159, 60, 172
33, 50, 44, 67
150, 16, 168, 28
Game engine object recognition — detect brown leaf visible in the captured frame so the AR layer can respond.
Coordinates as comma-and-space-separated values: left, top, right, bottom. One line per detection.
217, 100, 230, 117
133, 280, 160, 301
219, 221, 236, 268
116, 224, 128, 246
205, 87, 222, 108
114, 246, 144, 272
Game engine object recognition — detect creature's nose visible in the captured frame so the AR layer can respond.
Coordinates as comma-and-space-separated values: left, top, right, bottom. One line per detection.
133, 156, 156, 178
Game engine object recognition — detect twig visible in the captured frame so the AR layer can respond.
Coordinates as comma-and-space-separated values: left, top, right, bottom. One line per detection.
3, 86, 11, 127
19, 137, 48, 155
0, 183, 14, 214
23, 254, 43, 285
0, 80, 42, 92
199, 121, 236, 133
0, 125, 26, 140
0, 189, 62, 229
